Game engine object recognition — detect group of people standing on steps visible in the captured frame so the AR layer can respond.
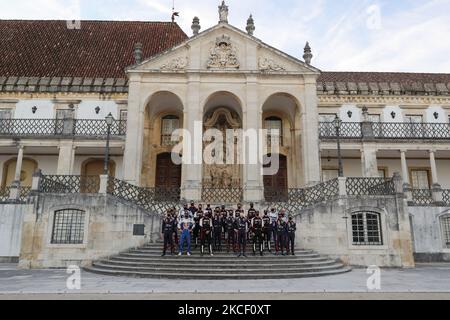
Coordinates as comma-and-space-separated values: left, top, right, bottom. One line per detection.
161, 202, 297, 258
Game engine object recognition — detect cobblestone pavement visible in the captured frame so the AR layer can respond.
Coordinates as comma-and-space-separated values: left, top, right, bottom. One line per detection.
0, 263, 449, 299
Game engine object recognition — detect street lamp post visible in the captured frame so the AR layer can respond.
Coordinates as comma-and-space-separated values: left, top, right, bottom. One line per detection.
334, 116, 344, 177
104, 113, 114, 175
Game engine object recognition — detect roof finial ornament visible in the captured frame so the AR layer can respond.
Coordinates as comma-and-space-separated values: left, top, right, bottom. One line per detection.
303, 42, 313, 65
246, 14, 255, 36
191, 16, 201, 36
219, 1, 229, 23
134, 42, 143, 65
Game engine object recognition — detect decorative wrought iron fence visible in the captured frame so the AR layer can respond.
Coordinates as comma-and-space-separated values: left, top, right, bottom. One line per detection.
107, 177, 181, 214
319, 122, 362, 139
443, 190, 450, 206
40, 175, 100, 194
411, 189, 434, 206
19, 187, 31, 202
0, 119, 126, 138
319, 122, 450, 140
265, 178, 340, 213
201, 188, 243, 204
0, 186, 10, 202
346, 178, 396, 196
74, 119, 127, 137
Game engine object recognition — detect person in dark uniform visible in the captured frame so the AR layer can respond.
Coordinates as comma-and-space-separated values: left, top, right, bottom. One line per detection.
234, 211, 248, 258
262, 210, 272, 252
220, 205, 228, 242
193, 205, 203, 248
287, 215, 297, 255
205, 204, 213, 216
161, 213, 174, 256
226, 210, 236, 253
170, 209, 179, 247
251, 211, 264, 256
275, 213, 288, 256
189, 201, 198, 217
212, 209, 223, 252
200, 211, 214, 256
247, 203, 257, 241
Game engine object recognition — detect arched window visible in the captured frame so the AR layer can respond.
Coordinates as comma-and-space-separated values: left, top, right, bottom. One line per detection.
51, 209, 86, 244
441, 215, 450, 249
161, 115, 180, 146
352, 211, 383, 245
265, 116, 283, 146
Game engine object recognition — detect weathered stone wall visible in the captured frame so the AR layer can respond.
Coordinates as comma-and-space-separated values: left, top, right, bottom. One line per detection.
295, 195, 415, 268
0, 204, 33, 262
18, 194, 162, 269
409, 206, 450, 262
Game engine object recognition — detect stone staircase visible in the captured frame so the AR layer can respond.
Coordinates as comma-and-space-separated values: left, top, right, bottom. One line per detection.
84, 242, 351, 279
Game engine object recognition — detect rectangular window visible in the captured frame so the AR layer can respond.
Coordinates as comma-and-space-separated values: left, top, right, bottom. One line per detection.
441, 216, 450, 249
51, 209, 85, 244
119, 110, 128, 122
0, 109, 12, 119
368, 114, 381, 122
352, 212, 383, 246
411, 169, 430, 189
319, 114, 337, 122
378, 168, 387, 178
265, 117, 283, 147
161, 116, 180, 146
322, 169, 339, 182
0, 109, 12, 134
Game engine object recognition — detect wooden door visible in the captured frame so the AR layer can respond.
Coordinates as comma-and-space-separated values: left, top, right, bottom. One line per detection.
155, 153, 181, 189
263, 154, 288, 201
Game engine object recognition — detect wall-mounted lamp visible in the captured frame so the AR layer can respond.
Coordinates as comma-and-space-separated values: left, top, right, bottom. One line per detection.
434, 112, 439, 120
391, 111, 396, 119
31, 106, 37, 114
347, 111, 353, 118
95, 106, 101, 114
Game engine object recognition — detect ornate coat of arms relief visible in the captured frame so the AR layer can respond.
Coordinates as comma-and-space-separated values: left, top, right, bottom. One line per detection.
207, 35, 240, 69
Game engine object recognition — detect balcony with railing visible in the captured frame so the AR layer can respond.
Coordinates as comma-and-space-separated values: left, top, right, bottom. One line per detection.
319, 122, 450, 141
0, 118, 127, 139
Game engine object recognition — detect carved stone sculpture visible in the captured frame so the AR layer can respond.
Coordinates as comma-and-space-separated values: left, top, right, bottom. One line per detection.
160, 57, 188, 71
259, 57, 286, 72
207, 35, 239, 69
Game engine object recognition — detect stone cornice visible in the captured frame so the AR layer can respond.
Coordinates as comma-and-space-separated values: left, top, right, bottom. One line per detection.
318, 94, 450, 105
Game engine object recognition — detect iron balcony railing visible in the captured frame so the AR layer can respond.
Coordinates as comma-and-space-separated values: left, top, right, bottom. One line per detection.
319, 122, 450, 140
0, 186, 31, 203
0, 118, 126, 139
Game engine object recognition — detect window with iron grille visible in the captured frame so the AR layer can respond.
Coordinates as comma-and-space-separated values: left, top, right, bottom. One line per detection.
441, 215, 450, 249
51, 209, 86, 244
265, 116, 283, 147
352, 212, 383, 246
161, 115, 180, 146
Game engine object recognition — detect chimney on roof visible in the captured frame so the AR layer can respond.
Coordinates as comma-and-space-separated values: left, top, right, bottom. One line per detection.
134, 43, 143, 65
303, 42, 313, 65
191, 17, 201, 36
246, 14, 255, 36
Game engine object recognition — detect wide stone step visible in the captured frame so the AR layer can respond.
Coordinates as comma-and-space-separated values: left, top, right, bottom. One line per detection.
118, 253, 323, 261
127, 249, 315, 256
92, 261, 346, 274
83, 266, 352, 280
102, 259, 339, 269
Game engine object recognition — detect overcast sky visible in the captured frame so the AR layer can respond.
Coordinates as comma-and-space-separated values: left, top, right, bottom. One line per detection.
1, 0, 449, 73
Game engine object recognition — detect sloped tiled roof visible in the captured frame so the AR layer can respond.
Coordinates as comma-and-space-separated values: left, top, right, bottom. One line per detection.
0, 20, 188, 78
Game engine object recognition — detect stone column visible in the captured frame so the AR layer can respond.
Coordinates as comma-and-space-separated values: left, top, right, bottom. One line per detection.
181, 74, 203, 201
301, 75, 321, 184
14, 146, 25, 183
123, 74, 144, 185
56, 142, 76, 175
429, 149, 439, 187
243, 75, 264, 202
361, 144, 379, 177
400, 149, 412, 201
429, 150, 444, 205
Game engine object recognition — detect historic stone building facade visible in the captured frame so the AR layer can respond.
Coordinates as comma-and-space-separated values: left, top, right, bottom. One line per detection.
1, 3, 450, 270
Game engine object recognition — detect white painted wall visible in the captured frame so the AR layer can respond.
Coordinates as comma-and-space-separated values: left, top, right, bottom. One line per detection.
14, 100, 54, 119
426, 105, 445, 123
0, 205, 30, 258
339, 104, 361, 122
76, 101, 118, 120
382, 105, 403, 122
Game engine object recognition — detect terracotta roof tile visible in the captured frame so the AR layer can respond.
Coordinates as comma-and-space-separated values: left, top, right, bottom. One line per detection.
319, 71, 450, 85
0, 20, 188, 78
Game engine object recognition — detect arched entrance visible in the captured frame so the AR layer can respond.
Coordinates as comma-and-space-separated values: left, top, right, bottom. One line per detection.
264, 154, 288, 201
81, 159, 116, 177
155, 153, 181, 190
2, 158, 38, 187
